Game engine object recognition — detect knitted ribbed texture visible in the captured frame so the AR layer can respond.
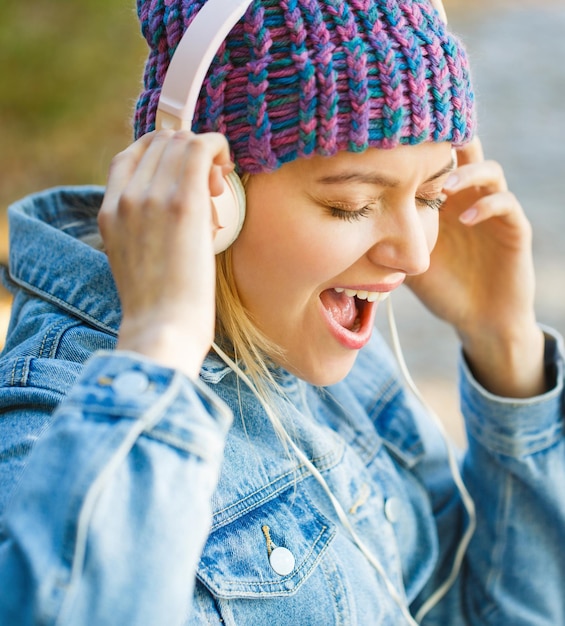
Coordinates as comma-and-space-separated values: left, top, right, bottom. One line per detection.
134, 0, 475, 174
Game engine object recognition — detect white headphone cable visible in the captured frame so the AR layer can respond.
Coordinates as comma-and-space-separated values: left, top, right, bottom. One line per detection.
212, 293, 478, 624
211, 341, 420, 626
385, 296, 477, 622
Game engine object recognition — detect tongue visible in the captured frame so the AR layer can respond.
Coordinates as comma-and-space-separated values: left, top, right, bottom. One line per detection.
320, 289, 358, 330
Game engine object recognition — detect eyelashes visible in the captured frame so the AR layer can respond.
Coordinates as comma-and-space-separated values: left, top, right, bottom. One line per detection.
328, 195, 446, 222
417, 196, 446, 212
328, 205, 373, 222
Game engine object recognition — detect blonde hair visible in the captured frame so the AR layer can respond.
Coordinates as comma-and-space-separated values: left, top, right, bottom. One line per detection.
213, 172, 294, 426
214, 244, 286, 394
213, 170, 284, 382
214, 239, 301, 466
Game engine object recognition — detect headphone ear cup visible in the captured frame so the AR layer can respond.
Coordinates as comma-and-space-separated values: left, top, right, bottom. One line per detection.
212, 170, 246, 254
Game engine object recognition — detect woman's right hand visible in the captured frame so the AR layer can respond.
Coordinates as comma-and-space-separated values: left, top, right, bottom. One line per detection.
98, 130, 233, 379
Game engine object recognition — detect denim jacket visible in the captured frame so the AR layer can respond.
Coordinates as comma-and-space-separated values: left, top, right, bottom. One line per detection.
0, 186, 564, 626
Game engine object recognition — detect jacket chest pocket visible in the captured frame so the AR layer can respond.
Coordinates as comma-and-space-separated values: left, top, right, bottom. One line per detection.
197, 488, 336, 599
194, 487, 368, 624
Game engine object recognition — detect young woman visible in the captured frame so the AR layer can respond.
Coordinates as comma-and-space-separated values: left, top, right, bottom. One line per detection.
0, 0, 563, 624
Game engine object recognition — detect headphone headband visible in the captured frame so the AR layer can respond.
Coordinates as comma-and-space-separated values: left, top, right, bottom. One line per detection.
156, 0, 253, 130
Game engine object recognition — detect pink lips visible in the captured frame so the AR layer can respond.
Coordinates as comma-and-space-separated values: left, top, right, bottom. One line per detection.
318, 279, 404, 350
332, 278, 405, 293
319, 298, 377, 350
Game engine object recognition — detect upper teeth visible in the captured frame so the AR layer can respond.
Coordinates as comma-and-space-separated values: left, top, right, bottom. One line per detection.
334, 287, 390, 303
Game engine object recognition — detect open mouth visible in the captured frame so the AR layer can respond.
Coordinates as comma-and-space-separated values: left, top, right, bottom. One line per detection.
318, 287, 392, 351
320, 287, 389, 332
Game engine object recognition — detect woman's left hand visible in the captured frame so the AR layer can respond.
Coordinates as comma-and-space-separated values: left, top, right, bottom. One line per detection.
407, 137, 546, 397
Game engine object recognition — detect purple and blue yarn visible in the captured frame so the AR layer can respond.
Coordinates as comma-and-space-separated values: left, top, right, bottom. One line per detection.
134, 0, 476, 174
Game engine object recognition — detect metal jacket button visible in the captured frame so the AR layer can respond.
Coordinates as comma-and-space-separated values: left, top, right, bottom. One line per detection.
111, 371, 150, 396
269, 547, 295, 576
384, 497, 403, 524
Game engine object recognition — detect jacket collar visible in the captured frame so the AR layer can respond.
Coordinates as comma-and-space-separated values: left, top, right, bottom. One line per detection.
6, 186, 236, 380
8, 186, 121, 335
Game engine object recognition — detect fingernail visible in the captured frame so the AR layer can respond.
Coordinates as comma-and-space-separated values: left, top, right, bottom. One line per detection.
459, 207, 478, 224
443, 174, 459, 190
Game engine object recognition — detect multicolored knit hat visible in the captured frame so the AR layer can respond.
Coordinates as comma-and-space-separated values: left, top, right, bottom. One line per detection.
134, 0, 475, 174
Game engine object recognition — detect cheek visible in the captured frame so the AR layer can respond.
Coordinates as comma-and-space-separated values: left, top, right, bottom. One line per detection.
233, 216, 332, 300
230, 199, 309, 309
234, 187, 334, 290
425, 211, 441, 252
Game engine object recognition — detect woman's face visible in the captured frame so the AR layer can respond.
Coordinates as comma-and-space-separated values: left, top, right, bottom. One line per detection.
231, 141, 454, 386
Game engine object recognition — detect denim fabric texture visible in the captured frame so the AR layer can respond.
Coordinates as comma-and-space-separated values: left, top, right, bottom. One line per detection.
0, 186, 564, 625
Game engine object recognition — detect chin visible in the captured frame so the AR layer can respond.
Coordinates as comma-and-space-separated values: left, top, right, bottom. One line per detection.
285, 353, 358, 387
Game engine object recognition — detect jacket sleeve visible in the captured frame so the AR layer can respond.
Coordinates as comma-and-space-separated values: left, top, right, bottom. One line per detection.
0, 350, 232, 626
419, 328, 565, 625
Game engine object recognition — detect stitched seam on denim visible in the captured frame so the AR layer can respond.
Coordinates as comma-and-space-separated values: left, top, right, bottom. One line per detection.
319, 548, 349, 625
365, 376, 402, 417
483, 473, 512, 620
147, 429, 223, 463
210, 446, 343, 530
199, 522, 332, 592
467, 421, 563, 458
42, 319, 84, 359
38, 320, 57, 358
10, 356, 30, 386
316, 387, 382, 465
4, 357, 69, 399
8, 275, 118, 337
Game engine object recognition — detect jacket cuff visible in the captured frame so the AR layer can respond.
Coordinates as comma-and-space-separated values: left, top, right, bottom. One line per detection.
65, 350, 233, 463
460, 327, 564, 457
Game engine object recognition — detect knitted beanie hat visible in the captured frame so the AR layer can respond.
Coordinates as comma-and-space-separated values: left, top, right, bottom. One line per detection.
134, 0, 475, 174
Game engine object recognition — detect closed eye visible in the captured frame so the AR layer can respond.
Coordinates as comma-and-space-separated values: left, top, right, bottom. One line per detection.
328, 205, 373, 222
417, 195, 446, 211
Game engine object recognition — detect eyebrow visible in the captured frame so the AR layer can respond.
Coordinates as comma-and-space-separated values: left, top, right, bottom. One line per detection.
316, 156, 456, 187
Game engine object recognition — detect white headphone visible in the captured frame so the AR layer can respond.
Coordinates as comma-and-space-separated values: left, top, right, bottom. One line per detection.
155, 0, 252, 253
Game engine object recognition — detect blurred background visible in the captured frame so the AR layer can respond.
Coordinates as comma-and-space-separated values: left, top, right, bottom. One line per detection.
1, 0, 564, 443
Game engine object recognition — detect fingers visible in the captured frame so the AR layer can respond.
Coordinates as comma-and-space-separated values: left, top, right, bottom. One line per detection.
444, 159, 508, 197
99, 130, 232, 236
131, 131, 192, 203
209, 162, 235, 198
454, 136, 485, 166
441, 158, 530, 230
458, 190, 525, 227
101, 131, 156, 211
174, 132, 232, 204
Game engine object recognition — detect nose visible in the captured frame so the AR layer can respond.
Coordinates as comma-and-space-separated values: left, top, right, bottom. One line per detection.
366, 201, 436, 276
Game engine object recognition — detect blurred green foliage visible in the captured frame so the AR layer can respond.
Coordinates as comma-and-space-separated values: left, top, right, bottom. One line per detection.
0, 0, 147, 235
